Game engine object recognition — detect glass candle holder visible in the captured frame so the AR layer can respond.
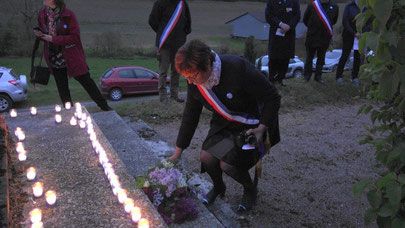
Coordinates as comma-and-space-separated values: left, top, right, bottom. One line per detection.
26, 167, 36, 181
55, 114, 62, 124
79, 120, 86, 129
32, 182, 44, 197
17, 131, 25, 141
29, 208, 42, 223
31, 221, 43, 228
65, 102, 71, 110
117, 188, 127, 204
70, 116, 77, 126
18, 151, 27, 161
124, 198, 135, 213
55, 104, 62, 112
138, 218, 149, 228
16, 142, 24, 153
45, 190, 57, 206
30, 107, 37, 115
131, 207, 141, 223
9, 109, 17, 118
14, 127, 22, 137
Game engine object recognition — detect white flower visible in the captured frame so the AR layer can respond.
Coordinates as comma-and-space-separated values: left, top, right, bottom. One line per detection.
161, 159, 174, 169
143, 181, 150, 188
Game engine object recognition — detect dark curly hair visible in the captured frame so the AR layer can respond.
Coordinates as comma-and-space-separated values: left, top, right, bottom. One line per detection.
55, 0, 66, 8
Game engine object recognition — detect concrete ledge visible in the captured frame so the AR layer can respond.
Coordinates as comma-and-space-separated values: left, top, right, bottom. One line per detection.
5, 108, 166, 227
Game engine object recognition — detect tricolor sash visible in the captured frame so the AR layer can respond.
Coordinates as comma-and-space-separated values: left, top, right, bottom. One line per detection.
196, 85, 259, 125
312, 0, 333, 36
158, 0, 183, 51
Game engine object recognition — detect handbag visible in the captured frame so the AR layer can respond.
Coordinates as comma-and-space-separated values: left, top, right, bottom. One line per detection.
30, 38, 50, 85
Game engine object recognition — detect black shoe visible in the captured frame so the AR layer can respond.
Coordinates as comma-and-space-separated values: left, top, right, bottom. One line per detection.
314, 78, 324, 84
170, 96, 184, 103
101, 106, 113, 111
202, 184, 226, 205
237, 187, 257, 212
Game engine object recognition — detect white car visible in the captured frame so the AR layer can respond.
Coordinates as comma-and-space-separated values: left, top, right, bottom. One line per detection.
0, 67, 28, 112
255, 55, 304, 78
312, 49, 354, 73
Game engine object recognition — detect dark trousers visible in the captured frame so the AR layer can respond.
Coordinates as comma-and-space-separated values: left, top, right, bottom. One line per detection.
336, 35, 361, 79
268, 59, 289, 82
304, 46, 327, 80
52, 68, 108, 109
158, 47, 180, 100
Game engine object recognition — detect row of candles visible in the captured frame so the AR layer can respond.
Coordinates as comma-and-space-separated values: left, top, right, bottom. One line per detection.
72, 103, 150, 228
15, 127, 56, 228
12, 103, 150, 227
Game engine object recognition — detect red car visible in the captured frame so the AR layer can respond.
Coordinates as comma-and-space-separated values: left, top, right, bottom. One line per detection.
99, 66, 169, 101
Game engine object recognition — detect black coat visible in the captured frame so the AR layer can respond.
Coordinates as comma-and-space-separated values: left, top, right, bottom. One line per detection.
148, 0, 192, 50
176, 55, 281, 150
303, 1, 339, 48
341, 1, 372, 41
265, 0, 301, 60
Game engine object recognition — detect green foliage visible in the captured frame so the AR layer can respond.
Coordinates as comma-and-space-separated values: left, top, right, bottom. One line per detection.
355, 0, 405, 226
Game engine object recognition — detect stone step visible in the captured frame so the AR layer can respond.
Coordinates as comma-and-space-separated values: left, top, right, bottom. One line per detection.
5, 107, 166, 227
92, 112, 242, 228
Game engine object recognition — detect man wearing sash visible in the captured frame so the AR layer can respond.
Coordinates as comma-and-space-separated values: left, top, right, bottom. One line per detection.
302, 0, 338, 83
149, 0, 191, 103
169, 40, 281, 212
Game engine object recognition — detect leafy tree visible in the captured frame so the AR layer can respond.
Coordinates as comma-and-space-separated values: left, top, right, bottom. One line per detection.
353, 0, 405, 227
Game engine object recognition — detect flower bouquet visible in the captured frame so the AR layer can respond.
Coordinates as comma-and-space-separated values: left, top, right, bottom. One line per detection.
135, 159, 199, 225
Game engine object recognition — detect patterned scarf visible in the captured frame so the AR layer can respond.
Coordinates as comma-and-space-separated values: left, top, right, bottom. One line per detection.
46, 7, 66, 69
201, 51, 221, 90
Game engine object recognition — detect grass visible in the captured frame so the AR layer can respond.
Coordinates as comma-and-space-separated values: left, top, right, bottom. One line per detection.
109, 72, 369, 124
0, 56, 188, 109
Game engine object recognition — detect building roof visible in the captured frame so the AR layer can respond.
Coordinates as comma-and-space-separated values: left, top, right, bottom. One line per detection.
225, 12, 267, 24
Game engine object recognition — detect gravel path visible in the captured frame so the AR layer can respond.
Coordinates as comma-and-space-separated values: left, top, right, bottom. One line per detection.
153, 102, 380, 227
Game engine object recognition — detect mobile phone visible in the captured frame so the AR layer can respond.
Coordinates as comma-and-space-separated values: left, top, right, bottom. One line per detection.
33, 27, 44, 33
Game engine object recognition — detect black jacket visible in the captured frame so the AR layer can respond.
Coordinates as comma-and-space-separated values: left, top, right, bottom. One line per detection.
265, 0, 301, 59
303, 1, 339, 48
148, 0, 191, 50
176, 55, 281, 150
341, 0, 372, 39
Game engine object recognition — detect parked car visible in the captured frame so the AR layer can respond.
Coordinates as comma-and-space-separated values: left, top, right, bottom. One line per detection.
312, 49, 354, 73
255, 55, 304, 78
0, 67, 27, 112
99, 66, 169, 101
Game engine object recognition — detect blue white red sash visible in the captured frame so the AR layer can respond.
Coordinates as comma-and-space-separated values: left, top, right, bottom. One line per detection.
158, 0, 183, 51
312, 0, 333, 36
196, 85, 259, 125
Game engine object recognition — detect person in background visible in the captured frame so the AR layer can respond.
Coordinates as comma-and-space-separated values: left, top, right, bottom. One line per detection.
265, 0, 301, 87
33, 0, 112, 111
302, 0, 339, 83
169, 40, 281, 212
149, 0, 192, 103
335, 0, 371, 86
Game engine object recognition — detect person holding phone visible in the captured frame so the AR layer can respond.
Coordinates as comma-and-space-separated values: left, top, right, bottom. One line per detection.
33, 0, 112, 111
170, 40, 281, 212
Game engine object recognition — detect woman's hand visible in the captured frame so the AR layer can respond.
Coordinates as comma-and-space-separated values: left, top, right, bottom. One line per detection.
169, 146, 184, 164
34, 30, 43, 38
41, 34, 53, 42
246, 124, 267, 145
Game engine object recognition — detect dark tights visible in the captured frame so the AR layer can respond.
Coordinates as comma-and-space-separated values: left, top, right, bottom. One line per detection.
200, 150, 255, 192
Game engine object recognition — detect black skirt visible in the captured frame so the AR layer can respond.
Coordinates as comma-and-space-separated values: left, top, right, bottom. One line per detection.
202, 128, 260, 171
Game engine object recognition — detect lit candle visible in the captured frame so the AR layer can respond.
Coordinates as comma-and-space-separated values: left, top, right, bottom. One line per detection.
17, 131, 25, 141
16, 142, 24, 153
89, 132, 97, 141
79, 120, 86, 129
81, 113, 87, 121
131, 207, 141, 223
92, 140, 100, 150
75, 102, 82, 110
55, 114, 62, 124
45, 190, 57, 206
76, 112, 83, 120
32, 182, 43, 197
138, 218, 149, 228
26, 167, 36, 181
31, 221, 43, 228
9, 109, 17, 118
70, 116, 77, 126
124, 198, 134, 213
110, 175, 120, 188
86, 118, 92, 125
112, 185, 122, 196
14, 127, 22, 137
29, 208, 42, 223
18, 151, 27, 161
55, 104, 62, 112
65, 102, 71, 110
117, 188, 127, 204
30, 107, 37, 115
